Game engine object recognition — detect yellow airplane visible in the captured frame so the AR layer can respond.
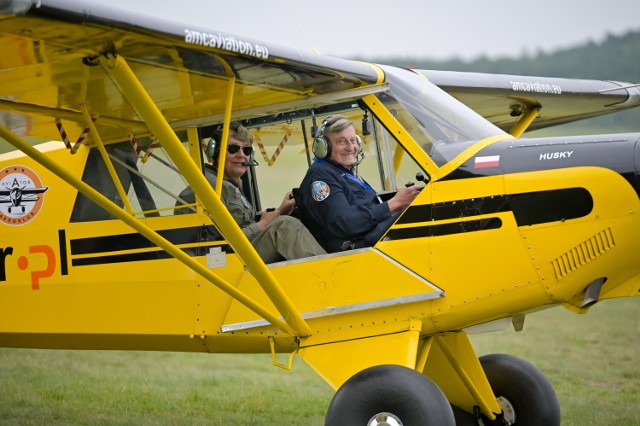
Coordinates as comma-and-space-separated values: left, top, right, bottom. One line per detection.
1, 1, 639, 425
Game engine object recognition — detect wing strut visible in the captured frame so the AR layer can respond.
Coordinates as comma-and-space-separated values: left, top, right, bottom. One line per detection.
509, 104, 541, 137
98, 53, 312, 337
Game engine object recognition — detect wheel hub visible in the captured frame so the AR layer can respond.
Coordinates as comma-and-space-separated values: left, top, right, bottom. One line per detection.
367, 412, 403, 426
496, 396, 516, 425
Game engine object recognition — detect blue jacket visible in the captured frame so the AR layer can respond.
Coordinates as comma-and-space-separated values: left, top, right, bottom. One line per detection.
296, 159, 395, 252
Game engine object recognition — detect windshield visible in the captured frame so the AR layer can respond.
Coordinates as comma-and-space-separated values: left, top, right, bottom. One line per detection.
379, 65, 506, 167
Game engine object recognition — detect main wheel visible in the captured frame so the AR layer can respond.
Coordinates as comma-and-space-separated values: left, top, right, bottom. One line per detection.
479, 354, 561, 426
324, 364, 455, 426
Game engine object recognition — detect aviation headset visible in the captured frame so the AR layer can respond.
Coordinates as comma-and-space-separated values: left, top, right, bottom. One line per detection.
313, 115, 363, 161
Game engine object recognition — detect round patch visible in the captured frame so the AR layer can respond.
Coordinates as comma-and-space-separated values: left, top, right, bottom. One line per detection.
0, 165, 49, 226
311, 181, 330, 202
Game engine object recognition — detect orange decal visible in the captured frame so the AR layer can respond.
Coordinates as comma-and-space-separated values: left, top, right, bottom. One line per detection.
27, 245, 56, 290
0, 166, 48, 226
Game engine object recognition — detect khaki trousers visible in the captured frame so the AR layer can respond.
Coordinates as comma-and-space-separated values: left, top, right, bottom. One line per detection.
251, 215, 326, 263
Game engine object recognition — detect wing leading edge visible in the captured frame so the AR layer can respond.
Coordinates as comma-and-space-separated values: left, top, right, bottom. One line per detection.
420, 69, 640, 132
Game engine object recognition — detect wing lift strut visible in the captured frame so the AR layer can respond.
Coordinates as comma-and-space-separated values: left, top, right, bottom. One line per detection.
508, 103, 541, 137
0, 53, 312, 338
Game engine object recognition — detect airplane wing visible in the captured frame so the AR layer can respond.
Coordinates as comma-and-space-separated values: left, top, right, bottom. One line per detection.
419, 69, 638, 132
0, 0, 382, 146
0, 0, 637, 148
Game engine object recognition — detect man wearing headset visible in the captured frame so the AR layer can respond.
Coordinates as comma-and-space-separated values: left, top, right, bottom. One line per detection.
178, 122, 325, 263
296, 115, 421, 253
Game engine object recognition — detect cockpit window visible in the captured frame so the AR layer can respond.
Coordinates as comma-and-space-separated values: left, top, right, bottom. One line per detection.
71, 131, 190, 222
380, 65, 506, 166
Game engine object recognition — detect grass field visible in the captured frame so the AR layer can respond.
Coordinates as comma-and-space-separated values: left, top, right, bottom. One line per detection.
0, 297, 637, 425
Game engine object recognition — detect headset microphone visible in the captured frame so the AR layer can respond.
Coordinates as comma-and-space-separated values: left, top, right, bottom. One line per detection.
242, 147, 259, 166
353, 149, 365, 167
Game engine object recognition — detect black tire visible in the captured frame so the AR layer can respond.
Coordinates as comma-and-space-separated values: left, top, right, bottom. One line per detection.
324, 364, 455, 426
479, 354, 561, 426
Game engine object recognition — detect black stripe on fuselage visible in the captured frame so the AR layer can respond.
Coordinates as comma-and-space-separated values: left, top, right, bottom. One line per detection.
387, 217, 502, 240
58, 229, 68, 275
72, 249, 172, 266
69, 243, 230, 266
69, 226, 230, 267
70, 226, 219, 255
388, 187, 592, 240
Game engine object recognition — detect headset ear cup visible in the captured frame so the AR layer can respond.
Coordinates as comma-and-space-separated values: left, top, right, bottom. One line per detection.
312, 135, 330, 159
356, 135, 362, 153
313, 115, 333, 159
206, 137, 217, 159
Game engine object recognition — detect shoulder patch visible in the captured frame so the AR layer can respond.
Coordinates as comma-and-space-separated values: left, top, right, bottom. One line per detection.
311, 181, 330, 202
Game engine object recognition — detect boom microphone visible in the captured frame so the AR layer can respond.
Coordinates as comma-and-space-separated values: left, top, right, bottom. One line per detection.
241, 159, 259, 166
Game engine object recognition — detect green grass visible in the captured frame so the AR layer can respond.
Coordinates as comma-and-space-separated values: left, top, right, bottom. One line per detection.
0, 350, 331, 425
0, 298, 638, 425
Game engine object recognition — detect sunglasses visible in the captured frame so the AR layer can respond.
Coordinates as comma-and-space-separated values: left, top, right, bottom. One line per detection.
227, 144, 253, 156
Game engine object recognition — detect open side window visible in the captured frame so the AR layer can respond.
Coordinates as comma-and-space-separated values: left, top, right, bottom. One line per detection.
70, 131, 193, 222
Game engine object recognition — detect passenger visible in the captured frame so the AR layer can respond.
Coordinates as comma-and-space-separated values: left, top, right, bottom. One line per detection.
296, 115, 422, 252
178, 122, 326, 263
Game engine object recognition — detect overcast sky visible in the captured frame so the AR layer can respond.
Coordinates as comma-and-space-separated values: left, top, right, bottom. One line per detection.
96, 0, 640, 60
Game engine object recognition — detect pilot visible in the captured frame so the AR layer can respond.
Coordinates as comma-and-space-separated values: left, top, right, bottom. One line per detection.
178, 122, 325, 263
296, 115, 421, 252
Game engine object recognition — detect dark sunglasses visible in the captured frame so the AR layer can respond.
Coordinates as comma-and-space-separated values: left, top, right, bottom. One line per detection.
227, 144, 253, 156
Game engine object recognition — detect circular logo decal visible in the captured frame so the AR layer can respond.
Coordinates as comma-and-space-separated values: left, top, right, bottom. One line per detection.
0, 165, 49, 226
311, 180, 330, 202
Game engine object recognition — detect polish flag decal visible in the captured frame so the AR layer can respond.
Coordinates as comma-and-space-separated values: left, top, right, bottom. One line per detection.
474, 155, 500, 168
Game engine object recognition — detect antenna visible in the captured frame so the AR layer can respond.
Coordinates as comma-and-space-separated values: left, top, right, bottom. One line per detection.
599, 83, 640, 93
281, 0, 319, 54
